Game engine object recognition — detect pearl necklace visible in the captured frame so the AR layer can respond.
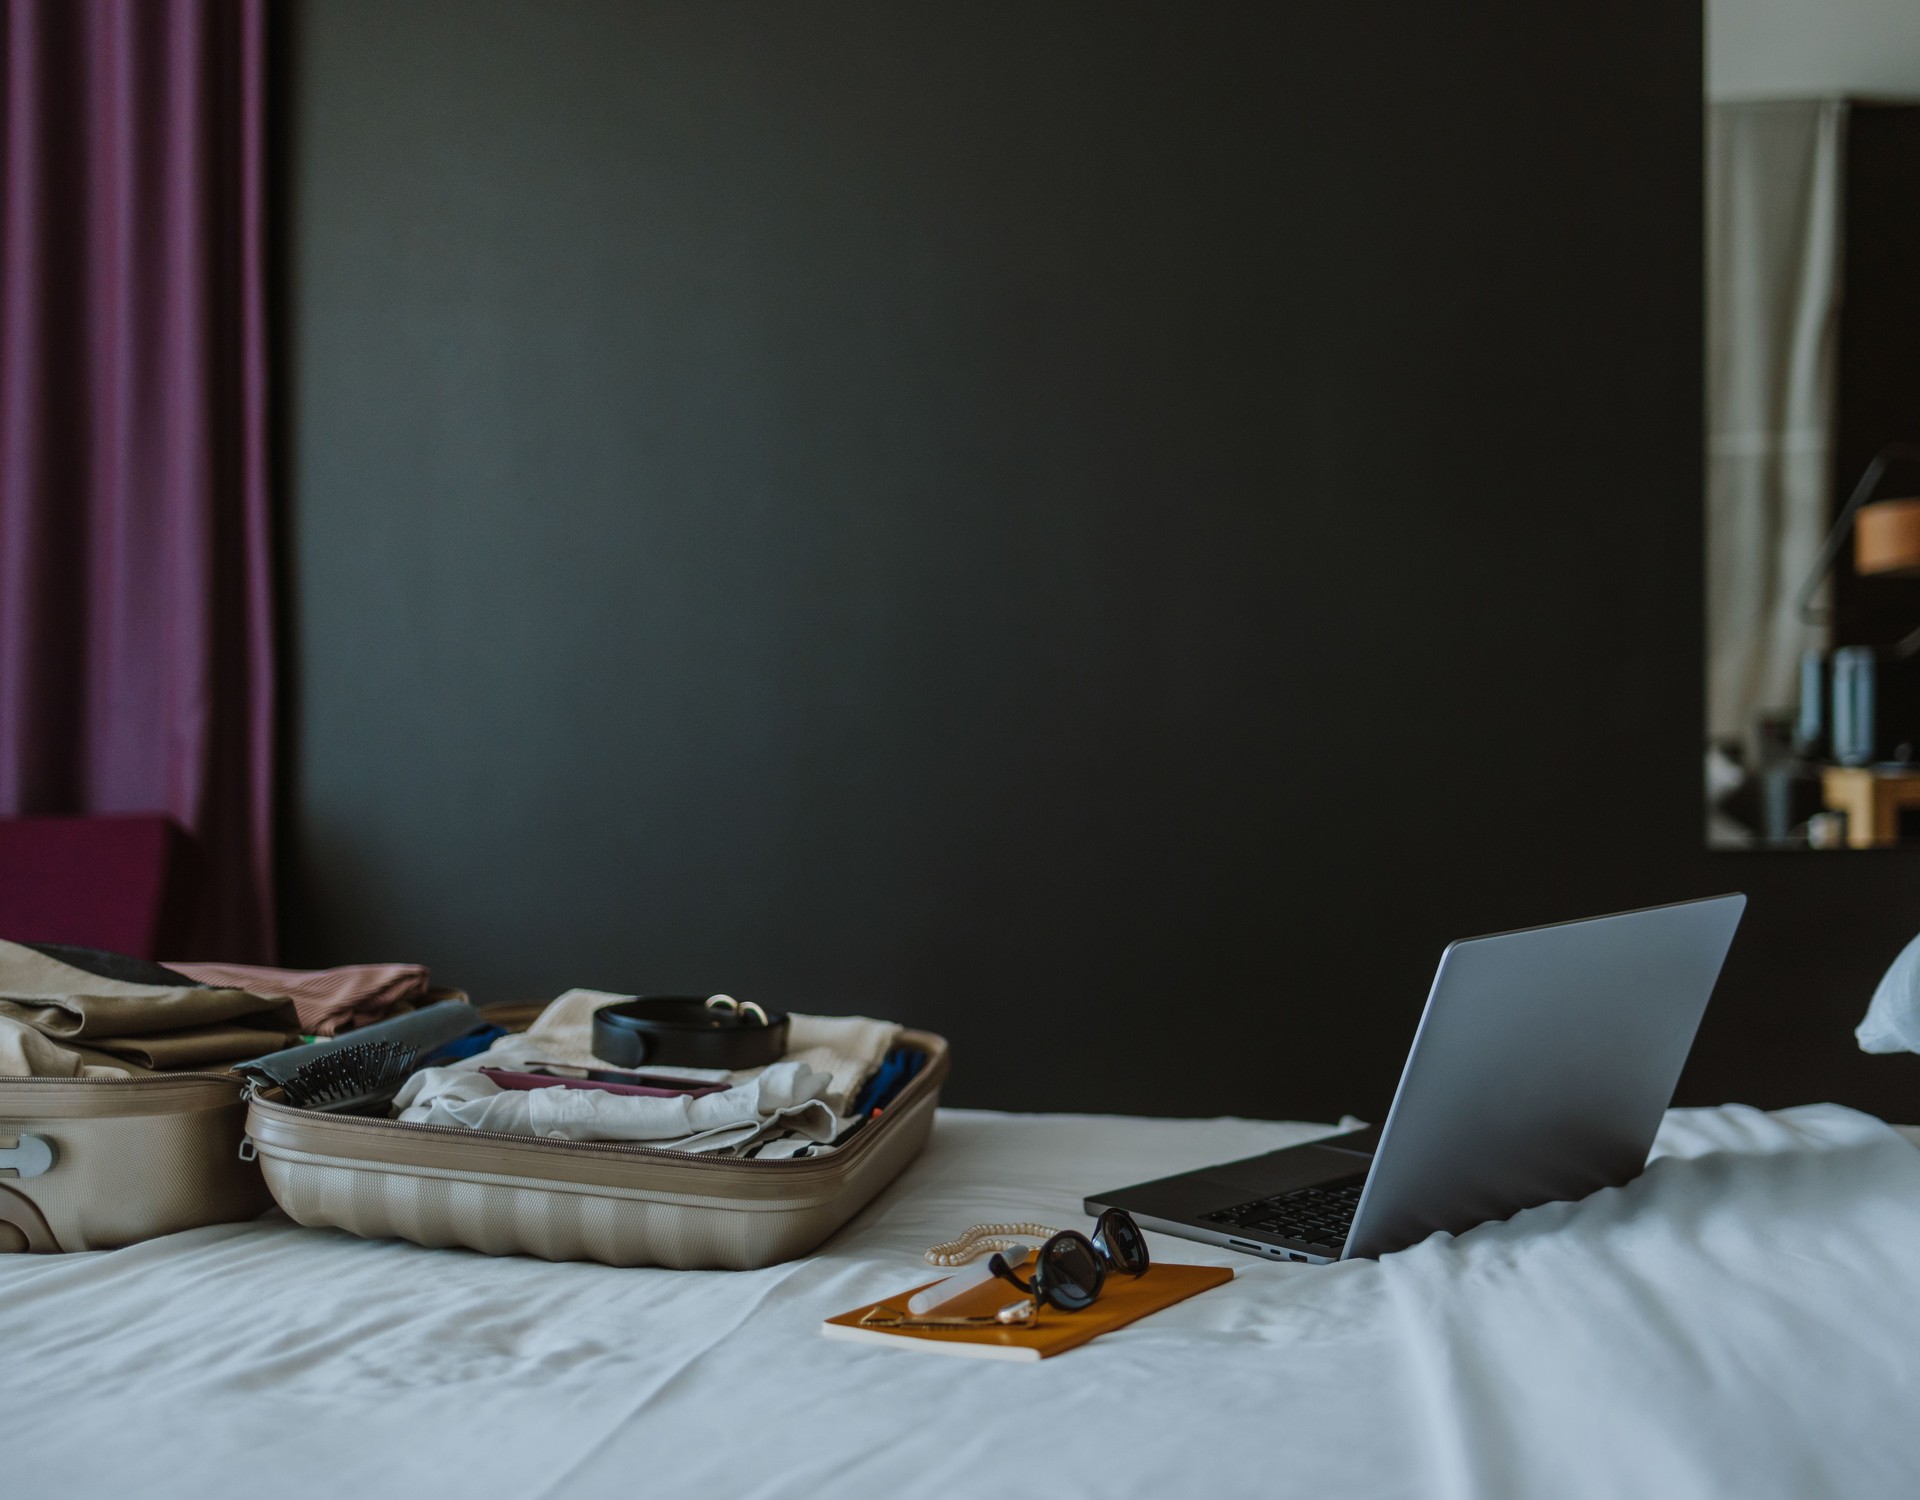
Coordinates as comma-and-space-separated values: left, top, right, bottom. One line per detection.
923, 1221, 1061, 1267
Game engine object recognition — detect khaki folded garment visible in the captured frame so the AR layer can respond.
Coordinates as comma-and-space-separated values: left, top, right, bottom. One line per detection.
0, 1017, 141, 1078
0, 940, 301, 1078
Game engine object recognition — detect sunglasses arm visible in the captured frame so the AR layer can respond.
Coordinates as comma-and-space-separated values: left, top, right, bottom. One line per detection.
987, 1251, 1036, 1295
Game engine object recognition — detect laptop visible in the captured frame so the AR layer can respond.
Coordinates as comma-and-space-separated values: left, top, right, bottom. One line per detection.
1085, 895, 1746, 1263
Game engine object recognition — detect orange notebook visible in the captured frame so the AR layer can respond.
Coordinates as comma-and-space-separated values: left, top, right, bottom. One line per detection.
821, 1261, 1234, 1362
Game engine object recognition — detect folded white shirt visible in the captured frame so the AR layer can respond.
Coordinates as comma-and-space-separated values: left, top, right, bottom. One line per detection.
392, 989, 903, 1154
457, 989, 901, 1116
393, 1057, 839, 1154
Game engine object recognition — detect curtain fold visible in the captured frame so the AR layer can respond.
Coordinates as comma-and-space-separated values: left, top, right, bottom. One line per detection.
0, 0, 272, 959
1706, 98, 1846, 747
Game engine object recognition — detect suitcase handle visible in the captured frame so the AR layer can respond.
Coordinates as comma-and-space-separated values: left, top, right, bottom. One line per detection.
0, 1132, 54, 1178
0, 1185, 58, 1252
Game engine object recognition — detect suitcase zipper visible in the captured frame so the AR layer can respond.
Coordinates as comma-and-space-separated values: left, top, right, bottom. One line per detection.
0, 1071, 243, 1085
0, 1071, 246, 1117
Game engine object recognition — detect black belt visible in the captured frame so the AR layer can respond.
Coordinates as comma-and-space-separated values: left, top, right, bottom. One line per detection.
590, 994, 790, 1071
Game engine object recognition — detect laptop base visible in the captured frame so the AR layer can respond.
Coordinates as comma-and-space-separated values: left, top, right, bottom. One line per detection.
1085, 1126, 1378, 1264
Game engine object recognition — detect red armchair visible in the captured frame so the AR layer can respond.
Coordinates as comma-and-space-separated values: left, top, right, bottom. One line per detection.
0, 815, 201, 960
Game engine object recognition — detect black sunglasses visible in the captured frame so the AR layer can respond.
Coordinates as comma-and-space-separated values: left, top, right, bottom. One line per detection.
987, 1208, 1149, 1312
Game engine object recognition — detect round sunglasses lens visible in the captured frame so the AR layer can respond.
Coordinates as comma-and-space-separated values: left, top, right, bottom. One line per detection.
1040, 1234, 1104, 1310
1101, 1211, 1149, 1274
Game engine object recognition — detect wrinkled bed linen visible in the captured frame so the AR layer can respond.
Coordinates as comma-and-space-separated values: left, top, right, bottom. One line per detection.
3, 1104, 1918, 1500
401, 989, 902, 1153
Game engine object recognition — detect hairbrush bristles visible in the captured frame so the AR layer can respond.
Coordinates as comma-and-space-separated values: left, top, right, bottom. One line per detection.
280, 1039, 419, 1116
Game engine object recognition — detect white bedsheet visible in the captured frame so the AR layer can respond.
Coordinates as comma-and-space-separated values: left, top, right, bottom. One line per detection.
4, 1104, 1918, 1500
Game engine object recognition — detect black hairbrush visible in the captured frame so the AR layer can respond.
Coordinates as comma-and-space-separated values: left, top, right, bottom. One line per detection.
279, 1039, 419, 1116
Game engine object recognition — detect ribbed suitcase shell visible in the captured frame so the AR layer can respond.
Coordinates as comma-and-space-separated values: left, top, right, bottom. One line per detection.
0, 1072, 270, 1252
244, 1028, 947, 1269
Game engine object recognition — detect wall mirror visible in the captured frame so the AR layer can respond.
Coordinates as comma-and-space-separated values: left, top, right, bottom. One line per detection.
1707, 1, 1920, 849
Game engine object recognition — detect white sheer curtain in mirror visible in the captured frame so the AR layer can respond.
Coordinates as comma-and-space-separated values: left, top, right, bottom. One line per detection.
1706, 99, 1845, 747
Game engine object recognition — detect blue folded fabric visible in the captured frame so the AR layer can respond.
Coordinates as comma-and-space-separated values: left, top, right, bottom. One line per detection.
849, 1047, 925, 1118
418, 1025, 509, 1068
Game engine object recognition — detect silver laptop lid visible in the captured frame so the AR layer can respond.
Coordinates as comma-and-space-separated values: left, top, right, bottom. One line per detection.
1342, 894, 1746, 1260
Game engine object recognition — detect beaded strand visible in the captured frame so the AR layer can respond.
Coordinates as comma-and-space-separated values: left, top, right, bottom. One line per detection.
923, 1221, 1061, 1267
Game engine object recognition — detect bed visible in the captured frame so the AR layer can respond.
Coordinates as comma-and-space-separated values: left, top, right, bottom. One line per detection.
4, 1103, 1917, 1499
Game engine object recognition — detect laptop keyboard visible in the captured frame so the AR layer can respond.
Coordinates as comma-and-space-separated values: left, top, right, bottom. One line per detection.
1200, 1174, 1366, 1255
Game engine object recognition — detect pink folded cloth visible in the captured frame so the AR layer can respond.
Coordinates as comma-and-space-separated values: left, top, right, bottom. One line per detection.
165, 961, 431, 1036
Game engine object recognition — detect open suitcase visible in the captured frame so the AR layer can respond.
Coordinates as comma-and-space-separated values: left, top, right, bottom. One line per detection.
243, 1024, 948, 1270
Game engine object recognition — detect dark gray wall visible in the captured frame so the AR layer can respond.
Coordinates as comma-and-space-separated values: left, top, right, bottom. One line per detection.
284, 0, 1920, 1121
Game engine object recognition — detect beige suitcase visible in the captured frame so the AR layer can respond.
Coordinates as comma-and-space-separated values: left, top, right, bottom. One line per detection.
243, 1027, 947, 1269
0, 1071, 269, 1253
0, 984, 475, 1255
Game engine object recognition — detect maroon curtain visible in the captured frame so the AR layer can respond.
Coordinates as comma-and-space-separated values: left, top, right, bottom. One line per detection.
0, 0, 273, 959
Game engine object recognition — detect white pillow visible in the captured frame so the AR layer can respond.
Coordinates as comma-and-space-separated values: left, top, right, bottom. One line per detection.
1858, 931, 1920, 1053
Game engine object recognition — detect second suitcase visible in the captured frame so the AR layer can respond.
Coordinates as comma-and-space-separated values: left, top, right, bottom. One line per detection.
0, 1071, 268, 1253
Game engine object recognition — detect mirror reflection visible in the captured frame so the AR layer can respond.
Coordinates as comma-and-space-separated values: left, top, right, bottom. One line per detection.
1707, 3, 1920, 848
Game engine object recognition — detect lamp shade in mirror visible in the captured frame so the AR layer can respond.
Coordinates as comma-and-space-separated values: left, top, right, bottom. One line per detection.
1853, 497, 1920, 576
